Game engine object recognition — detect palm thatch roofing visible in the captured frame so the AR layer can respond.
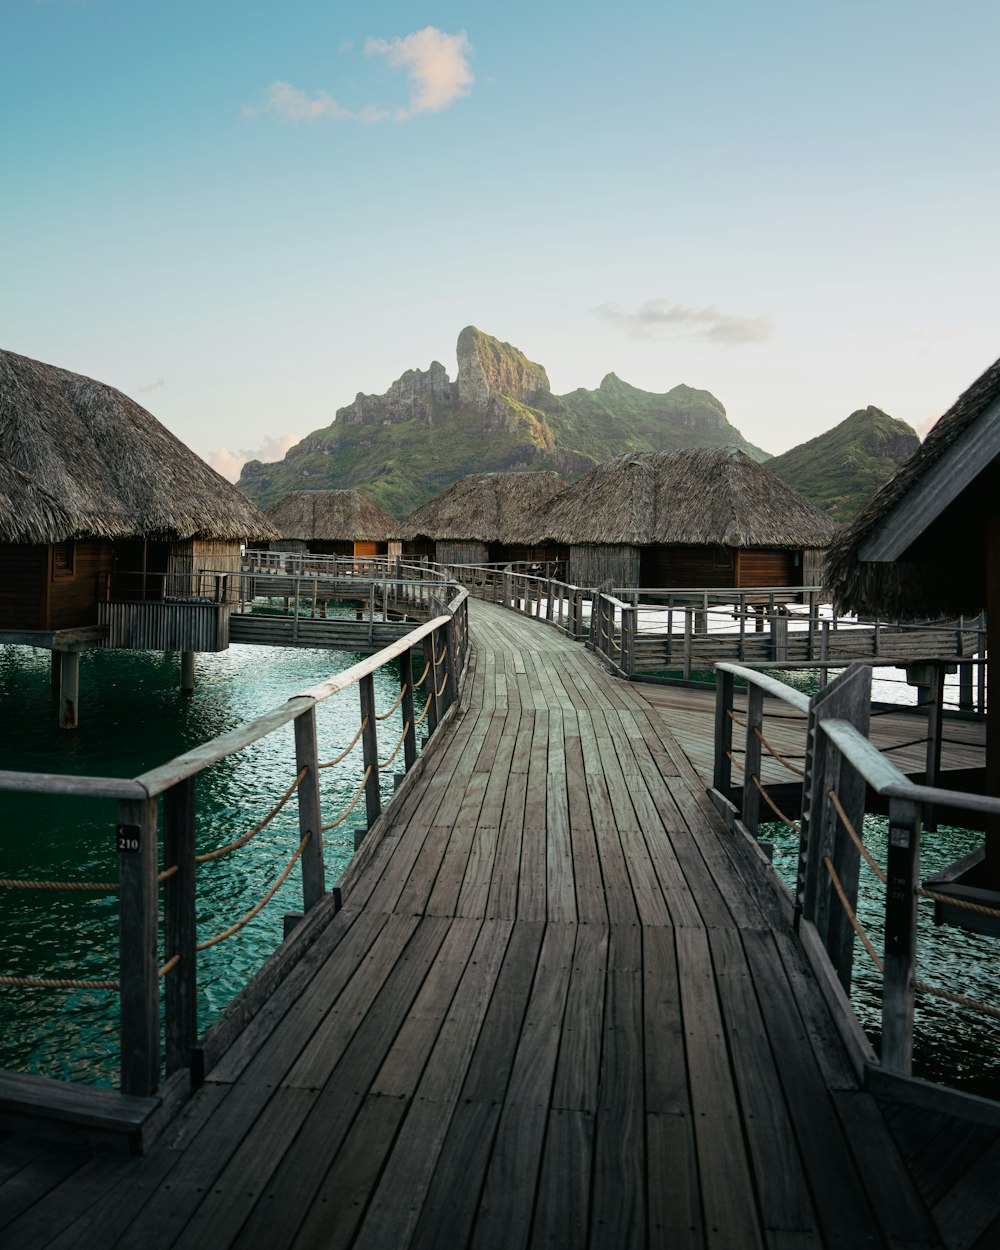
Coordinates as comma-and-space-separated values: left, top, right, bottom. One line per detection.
0, 349, 276, 544
526, 449, 839, 548
265, 490, 396, 542
395, 472, 568, 543
827, 354, 1000, 618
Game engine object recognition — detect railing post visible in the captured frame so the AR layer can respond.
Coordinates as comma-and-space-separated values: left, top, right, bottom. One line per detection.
624, 607, 636, 676
799, 664, 872, 972
422, 631, 439, 737
713, 668, 735, 801
294, 705, 326, 910
923, 663, 945, 832
399, 647, 417, 773
741, 685, 764, 837
358, 674, 382, 829
683, 608, 694, 680
163, 777, 197, 1077
118, 795, 160, 1096
882, 796, 921, 1074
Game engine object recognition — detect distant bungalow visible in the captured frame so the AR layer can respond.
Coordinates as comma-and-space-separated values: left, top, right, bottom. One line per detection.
827, 352, 1000, 896
257, 489, 397, 560
395, 471, 568, 567
526, 448, 839, 589
0, 348, 276, 720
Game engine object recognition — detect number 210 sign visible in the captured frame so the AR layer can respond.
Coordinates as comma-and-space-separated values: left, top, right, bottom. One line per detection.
116, 824, 141, 854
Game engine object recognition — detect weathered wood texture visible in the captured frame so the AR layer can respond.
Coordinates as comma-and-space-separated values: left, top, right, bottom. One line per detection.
1, 599, 993, 1249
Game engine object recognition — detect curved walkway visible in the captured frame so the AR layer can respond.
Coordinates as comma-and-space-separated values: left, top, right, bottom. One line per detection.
1, 600, 994, 1248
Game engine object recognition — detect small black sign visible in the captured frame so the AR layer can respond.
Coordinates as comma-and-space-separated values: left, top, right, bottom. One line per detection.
117, 823, 141, 854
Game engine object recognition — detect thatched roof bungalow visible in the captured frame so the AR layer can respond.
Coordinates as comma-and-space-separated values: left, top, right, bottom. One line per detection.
827, 355, 1000, 889
527, 448, 839, 589
395, 471, 568, 566
0, 348, 275, 645
260, 489, 396, 559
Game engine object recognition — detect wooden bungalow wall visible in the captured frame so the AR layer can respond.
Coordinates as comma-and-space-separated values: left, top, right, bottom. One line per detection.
168, 539, 242, 603
568, 544, 641, 587
640, 544, 740, 589
802, 547, 828, 589
0, 541, 114, 632
735, 548, 798, 587
436, 540, 489, 567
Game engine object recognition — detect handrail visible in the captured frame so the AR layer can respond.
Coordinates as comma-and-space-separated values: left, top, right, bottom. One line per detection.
0, 578, 469, 1100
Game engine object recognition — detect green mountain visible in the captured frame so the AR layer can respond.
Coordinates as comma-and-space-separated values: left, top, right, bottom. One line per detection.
766, 406, 919, 522
237, 326, 769, 518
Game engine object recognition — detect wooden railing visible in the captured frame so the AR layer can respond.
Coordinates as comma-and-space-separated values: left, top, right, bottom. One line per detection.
708, 660, 998, 1082
0, 586, 469, 1102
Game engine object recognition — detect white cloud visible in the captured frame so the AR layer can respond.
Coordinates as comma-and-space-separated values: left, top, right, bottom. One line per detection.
365, 27, 474, 119
243, 81, 355, 124
245, 27, 473, 126
209, 433, 300, 483
597, 299, 773, 346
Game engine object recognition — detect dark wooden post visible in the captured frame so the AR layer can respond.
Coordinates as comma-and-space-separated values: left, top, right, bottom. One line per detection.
58, 650, 80, 730
180, 651, 195, 694
164, 777, 197, 1075
799, 664, 871, 987
922, 663, 945, 833
741, 685, 764, 837
118, 795, 160, 1096
881, 796, 921, 1074
399, 647, 417, 773
359, 675, 382, 829
294, 706, 326, 910
683, 609, 694, 680
713, 667, 735, 801
623, 607, 636, 676
772, 613, 789, 663
422, 631, 439, 738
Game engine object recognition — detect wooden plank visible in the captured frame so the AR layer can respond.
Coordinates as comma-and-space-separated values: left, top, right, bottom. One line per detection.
551, 923, 609, 1113
528, 1109, 594, 1250
646, 1111, 703, 1250
472, 1101, 550, 1249
675, 926, 764, 1249
409, 1100, 501, 1250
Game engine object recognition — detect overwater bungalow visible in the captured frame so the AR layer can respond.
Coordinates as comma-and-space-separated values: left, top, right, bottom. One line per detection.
526, 447, 839, 589
827, 352, 1000, 899
395, 470, 568, 567
0, 348, 276, 719
256, 489, 397, 560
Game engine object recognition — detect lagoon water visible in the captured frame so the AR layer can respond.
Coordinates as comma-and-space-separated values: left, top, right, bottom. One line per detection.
0, 642, 418, 1086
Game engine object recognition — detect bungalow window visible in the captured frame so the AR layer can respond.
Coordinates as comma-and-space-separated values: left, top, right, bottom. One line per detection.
52, 541, 75, 579
714, 546, 733, 569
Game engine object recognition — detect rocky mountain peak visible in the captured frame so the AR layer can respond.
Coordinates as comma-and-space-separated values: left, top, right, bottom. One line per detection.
456, 326, 551, 414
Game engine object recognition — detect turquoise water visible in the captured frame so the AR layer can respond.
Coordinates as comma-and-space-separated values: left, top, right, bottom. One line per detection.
0, 642, 422, 1086
764, 817, 1000, 1098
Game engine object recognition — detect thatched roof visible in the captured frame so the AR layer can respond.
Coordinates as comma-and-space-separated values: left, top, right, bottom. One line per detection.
527, 449, 839, 548
0, 349, 276, 544
395, 471, 568, 543
827, 354, 1000, 617
266, 490, 395, 542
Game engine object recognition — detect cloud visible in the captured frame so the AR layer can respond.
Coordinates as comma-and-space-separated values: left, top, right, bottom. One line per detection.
243, 81, 355, 124
245, 27, 473, 125
596, 300, 773, 346
208, 433, 300, 483
365, 27, 474, 119
137, 378, 166, 394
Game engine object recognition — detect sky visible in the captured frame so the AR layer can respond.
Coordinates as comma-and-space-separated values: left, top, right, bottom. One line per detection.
2, 0, 998, 480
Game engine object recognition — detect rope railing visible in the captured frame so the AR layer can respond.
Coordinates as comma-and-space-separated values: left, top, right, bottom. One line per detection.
435, 670, 449, 700
915, 884, 1000, 920
0, 877, 118, 893
912, 978, 1000, 1021
374, 685, 408, 721
753, 725, 806, 778
823, 855, 884, 974
196, 832, 311, 952
318, 718, 369, 769
411, 658, 431, 689
0, 973, 121, 991
750, 774, 801, 833
827, 790, 887, 884
196, 767, 307, 864
415, 697, 433, 728
321, 766, 373, 832
726, 749, 744, 775
379, 721, 410, 770
433, 644, 448, 669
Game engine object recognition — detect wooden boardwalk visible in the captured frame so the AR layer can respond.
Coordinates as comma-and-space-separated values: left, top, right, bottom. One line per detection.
2, 599, 998, 1249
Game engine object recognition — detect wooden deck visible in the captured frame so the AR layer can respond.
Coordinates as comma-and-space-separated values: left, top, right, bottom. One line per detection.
2, 599, 998, 1249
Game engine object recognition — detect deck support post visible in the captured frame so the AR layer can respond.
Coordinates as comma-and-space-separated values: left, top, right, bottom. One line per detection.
882, 796, 920, 1074
58, 649, 79, 729
922, 663, 946, 833
180, 651, 195, 694
164, 776, 197, 1075
294, 706, 326, 910
50, 649, 60, 690
118, 795, 160, 1097
359, 674, 382, 829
